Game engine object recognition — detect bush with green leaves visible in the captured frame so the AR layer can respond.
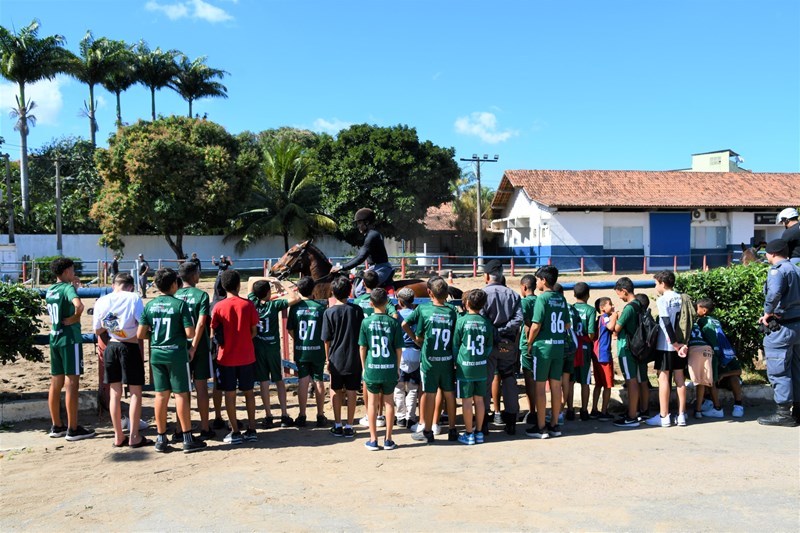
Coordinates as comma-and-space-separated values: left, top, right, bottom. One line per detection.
0, 283, 45, 365
675, 263, 768, 369
33, 256, 83, 285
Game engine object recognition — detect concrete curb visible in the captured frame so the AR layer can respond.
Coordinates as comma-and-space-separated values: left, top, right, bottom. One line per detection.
614, 383, 773, 409
0, 391, 98, 424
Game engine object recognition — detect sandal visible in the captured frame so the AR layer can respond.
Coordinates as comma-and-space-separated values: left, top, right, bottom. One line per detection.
112, 437, 129, 448
129, 436, 154, 448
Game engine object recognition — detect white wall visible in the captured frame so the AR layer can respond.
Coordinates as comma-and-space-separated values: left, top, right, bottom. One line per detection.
548, 211, 604, 247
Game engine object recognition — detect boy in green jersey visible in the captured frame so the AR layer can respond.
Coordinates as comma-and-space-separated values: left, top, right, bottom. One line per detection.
287, 276, 328, 428
138, 268, 206, 453
453, 289, 493, 445
612, 277, 644, 428
567, 282, 597, 422
249, 279, 300, 429
45, 257, 95, 441
524, 266, 570, 439
359, 288, 403, 450
519, 275, 537, 424
403, 276, 459, 443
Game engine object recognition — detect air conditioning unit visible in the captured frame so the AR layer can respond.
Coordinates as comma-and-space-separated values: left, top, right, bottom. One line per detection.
707, 210, 718, 221
692, 209, 706, 221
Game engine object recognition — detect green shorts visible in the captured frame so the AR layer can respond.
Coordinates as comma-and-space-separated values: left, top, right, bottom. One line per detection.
562, 354, 576, 381
456, 379, 487, 399
255, 344, 283, 383
575, 357, 592, 385
618, 351, 648, 383
421, 365, 455, 394
50, 342, 83, 376
521, 352, 533, 372
189, 344, 214, 381
532, 355, 564, 382
365, 380, 397, 395
297, 360, 324, 381
152, 360, 192, 393
715, 355, 742, 383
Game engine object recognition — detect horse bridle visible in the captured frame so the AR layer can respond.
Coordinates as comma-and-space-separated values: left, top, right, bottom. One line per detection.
272, 247, 308, 280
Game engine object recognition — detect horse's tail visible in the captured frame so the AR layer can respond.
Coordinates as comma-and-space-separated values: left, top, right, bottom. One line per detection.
448, 286, 464, 300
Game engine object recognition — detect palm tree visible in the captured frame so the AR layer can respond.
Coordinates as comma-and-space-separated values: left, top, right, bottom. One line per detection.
73, 31, 125, 146
227, 141, 337, 252
0, 20, 75, 220
100, 40, 136, 127
170, 55, 228, 118
134, 41, 179, 121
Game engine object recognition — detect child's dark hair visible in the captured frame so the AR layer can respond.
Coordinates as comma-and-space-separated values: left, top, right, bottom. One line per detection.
362, 270, 380, 290
178, 260, 198, 280
520, 274, 536, 292
595, 296, 611, 313
50, 257, 74, 277
369, 287, 389, 307
296, 276, 315, 297
428, 276, 449, 300
396, 287, 414, 307
427, 275, 444, 290
552, 282, 564, 294
653, 270, 676, 288
467, 289, 487, 312
535, 265, 559, 288
253, 280, 271, 300
220, 270, 241, 293
331, 276, 351, 301
113, 272, 134, 288
614, 276, 634, 293
154, 268, 178, 293
573, 282, 590, 301
697, 298, 714, 313
634, 293, 650, 309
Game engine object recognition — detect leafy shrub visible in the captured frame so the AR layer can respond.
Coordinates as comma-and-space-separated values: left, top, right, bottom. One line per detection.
675, 263, 768, 369
0, 284, 45, 364
33, 256, 82, 285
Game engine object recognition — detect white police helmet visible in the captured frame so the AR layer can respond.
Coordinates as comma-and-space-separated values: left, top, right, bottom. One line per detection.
777, 207, 799, 224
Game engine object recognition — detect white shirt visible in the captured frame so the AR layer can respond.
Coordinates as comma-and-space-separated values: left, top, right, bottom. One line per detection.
92, 290, 144, 342
656, 290, 682, 352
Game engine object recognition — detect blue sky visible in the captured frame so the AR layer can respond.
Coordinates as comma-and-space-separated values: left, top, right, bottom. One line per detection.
1, 0, 798, 189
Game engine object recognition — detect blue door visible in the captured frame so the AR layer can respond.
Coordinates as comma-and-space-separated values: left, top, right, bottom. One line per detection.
649, 213, 691, 268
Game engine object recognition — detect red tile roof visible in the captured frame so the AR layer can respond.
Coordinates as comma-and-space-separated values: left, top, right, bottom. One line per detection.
492, 170, 800, 210
423, 202, 458, 232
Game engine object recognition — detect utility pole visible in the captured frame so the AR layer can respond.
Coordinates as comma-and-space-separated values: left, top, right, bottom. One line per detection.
55, 158, 62, 256
3, 154, 14, 244
459, 154, 499, 268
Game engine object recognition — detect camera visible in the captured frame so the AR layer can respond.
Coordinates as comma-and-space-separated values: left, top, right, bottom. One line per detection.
758, 315, 781, 335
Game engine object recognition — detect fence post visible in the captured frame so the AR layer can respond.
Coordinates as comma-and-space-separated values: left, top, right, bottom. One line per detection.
401, 257, 406, 278
437, 256, 442, 274
473, 259, 477, 277
727, 253, 732, 266
510, 257, 515, 277
158, 259, 163, 269
548, 256, 552, 266
22, 261, 27, 282
702, 255, 708, 272
580, 256, 585, 276
612, 256, 617, 276
642, 256, 647, 275
673, 255, 677, 273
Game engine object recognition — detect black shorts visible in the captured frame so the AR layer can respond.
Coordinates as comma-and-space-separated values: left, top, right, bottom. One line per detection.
103, 341, 145, 386
399, 368, 421, 385
216, 362, 256, 392
654, 349, 688, 372
329, 367, 361, 391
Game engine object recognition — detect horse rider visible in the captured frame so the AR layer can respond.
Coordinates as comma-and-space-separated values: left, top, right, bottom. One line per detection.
330, 208, 392, 297
777, 207, 800, 266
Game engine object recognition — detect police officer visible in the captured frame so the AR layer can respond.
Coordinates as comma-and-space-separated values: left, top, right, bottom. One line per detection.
777, 207, 800, 265
330, 208, 392, 297
757, 239, 800, 427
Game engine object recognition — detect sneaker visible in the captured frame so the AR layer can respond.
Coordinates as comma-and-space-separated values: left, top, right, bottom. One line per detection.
732, 405, 745, 418
316, 414, 328, 428
295, 415, 307, 428
458, 432, 476, 445
364, 440, 380, 451
676, 413, 687, 427
548, 424, 562, 437
448, 428, 458, 441
700, 399, 714, 412
359, 415, 370, 427
411, 430, 434, 443
589, 410, 600, 420
565, 409, 575, 421
597, 412, 615, 422
243, 428, 258, 442
525, 426, 549, 439
376, 415, 386, 428
223, 431, 243, 445
637, 410, 650, 422
155, 434, 170, 453
545, 411, 565, 425
613, 416, 640, 428
280, 415, 294, 428
406, 418, 417, 429
475, 431, 485, 444
646, 414, 671, 427
703, 407, 724, 418
212, 418, 226, 430
122, 416, 149, 431
396, 418, 408, 428
694, 411, 704, 420
410, 422, 424, 433
199, 429, 216, 440
182, 438, 207, 454
439, 412, 449, 423
431, 423, 443, 436
171, 430, 184, 444
48, 425, 67, 438
261, 416, 275, 429
383, 439, 397, 450
65, 426, 96, 441
579, 410, 589, 422
343, 426, 355, 438
330, 425, 344, 437
493, 411, 503, 425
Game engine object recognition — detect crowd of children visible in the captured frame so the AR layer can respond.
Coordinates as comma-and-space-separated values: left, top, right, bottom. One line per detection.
44, 256, 748, 452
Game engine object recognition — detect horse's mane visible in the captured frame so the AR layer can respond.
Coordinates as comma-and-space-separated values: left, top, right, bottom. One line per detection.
306, 241, 332, 266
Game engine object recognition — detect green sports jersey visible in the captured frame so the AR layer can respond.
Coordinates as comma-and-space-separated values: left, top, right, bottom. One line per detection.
45, 282, 82, 346
519, 295, 537, 354
531, 290, 571, 358
353, 294, 397, 318
359, 313, 403, 383
287, 299, 325, 363
403, 302, 457, 372
616, 301, 638, 358
248, 293, 289, 345
572, 302, 597, 338
454, 313, 493, 381
175, 286, 210, 356
140, 295, 193, 364
697, 316, 722, 356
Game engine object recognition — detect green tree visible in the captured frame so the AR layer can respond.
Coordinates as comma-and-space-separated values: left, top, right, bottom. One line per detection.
0, 19, 76, 220
92, 116, 259, 258
100, 40, 137, 127
170, 55, 228, 118
227, 140, 336, 252
452, 172, 496, 252
316, 124, 460, 245
134, 41, 179, 121
0, 284, 44, 364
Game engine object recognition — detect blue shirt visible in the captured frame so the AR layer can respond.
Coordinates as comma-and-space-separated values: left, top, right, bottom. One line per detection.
597, 313, 613, 363
764, 259, 800, 321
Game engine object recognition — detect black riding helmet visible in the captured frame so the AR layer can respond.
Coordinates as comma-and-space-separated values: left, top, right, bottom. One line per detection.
354, 207, 376, 224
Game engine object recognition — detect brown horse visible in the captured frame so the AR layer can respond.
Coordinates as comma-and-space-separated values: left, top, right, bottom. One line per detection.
740, 243, 762, 266
269, 239, 461, 300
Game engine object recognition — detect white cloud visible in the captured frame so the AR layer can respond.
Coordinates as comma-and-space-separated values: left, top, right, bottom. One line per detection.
312, 118, 353, 134
145, 0, 233, 23
0, 77, 68, 127
454, 111, 517, 144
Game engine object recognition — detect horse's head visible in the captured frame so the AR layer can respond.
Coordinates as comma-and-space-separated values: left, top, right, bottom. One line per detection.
271, 239, 312, 280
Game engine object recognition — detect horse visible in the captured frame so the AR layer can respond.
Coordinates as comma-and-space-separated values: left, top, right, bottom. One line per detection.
269, 239, 462, 301
740, 243, 762, 266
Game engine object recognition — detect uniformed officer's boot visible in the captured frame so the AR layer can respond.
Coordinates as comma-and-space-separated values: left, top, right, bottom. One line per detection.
757, 403, 799, 427
502, 411, 517, 435
793, 402, 800, 424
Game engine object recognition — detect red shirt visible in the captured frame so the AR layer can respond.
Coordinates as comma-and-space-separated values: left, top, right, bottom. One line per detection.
210, 296, 259, 366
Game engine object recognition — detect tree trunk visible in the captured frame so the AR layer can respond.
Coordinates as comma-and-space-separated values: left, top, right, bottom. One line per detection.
150, 86, 156, 121
18, 82, 29, 222
115, 90, 122, 126
188, 98, 193, 118
283, 232, 289, 252
164, 233, 185, 260
88, 83, 96, 147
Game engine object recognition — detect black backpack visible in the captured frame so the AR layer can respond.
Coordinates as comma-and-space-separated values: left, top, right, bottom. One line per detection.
628, 300, 659, 362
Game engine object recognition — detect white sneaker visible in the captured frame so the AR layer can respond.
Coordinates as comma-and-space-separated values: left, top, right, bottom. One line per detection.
732, 405, 745, 418
700, 399, 714, 412
121, 416, 149, 431
493, 412, 503, 425
376, 416, 386, 428
358, 415, 370, 427
703, 407, 724, 418
646, 414, 671, 427
676, 413, 687, 426
410, 422, 424, 432
431, 423, 443, 435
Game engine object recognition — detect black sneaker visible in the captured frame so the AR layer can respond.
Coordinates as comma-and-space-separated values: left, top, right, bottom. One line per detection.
589, 410, 600, 419
65, 426, 96, 441
224, 431, 243, 444
155, 434, 170, 453
199, 429, 216, 440
343, 426, 355, 438
613, 416, 640, 428
565, 409, 575, 421
280, 415, 294, 428
243, 428, 258, 442
637, 410, 650, 422
182, 436, 207, 454
171, 430, 183, 444
48, 424, 67, 438
330, 425, 344, 437
448, 428, 458, 441
261, 416, 275, 429
440, 412, 449, 424
397, 418, 408, 428
212, 418, 226, 430
525, 426, 549, 439
316, 414, 328, 428
598, 412, 615, 422
411, 430, 434, 443
548, 424, 562, 437
295, 415, 307, 428
580, 410, 590, 422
